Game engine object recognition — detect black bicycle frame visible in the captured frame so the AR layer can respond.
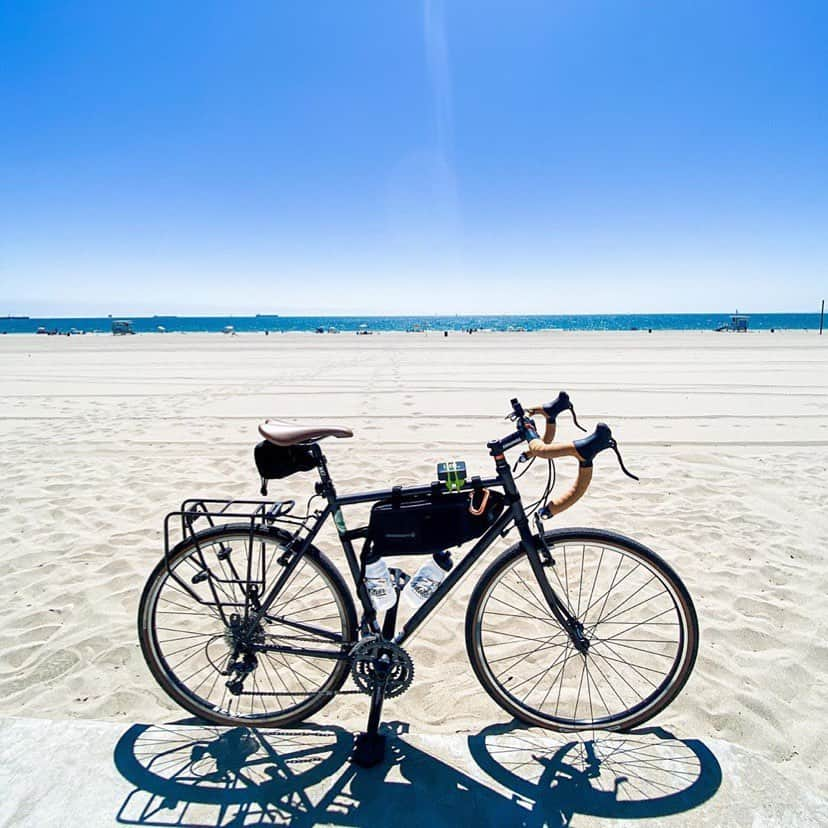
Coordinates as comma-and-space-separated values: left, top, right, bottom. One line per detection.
251, 430, 583, 658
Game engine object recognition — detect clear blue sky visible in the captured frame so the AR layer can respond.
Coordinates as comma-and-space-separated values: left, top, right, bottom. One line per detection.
1, 1, 826, 315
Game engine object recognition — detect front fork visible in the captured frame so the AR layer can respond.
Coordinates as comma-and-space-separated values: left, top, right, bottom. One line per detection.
488, 450, 589, 653
498, 451, 590, 654
520, 527, 590, 653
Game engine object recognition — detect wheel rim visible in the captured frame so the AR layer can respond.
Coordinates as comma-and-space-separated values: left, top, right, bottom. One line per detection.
143, 531, 351, 722
473, 537, 691, 728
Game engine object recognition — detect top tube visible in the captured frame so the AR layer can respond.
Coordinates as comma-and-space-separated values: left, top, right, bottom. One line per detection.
335, 476, 504, 507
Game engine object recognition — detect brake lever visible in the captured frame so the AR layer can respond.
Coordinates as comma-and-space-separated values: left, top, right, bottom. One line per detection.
569, 405, 587, 433
610, 440, 639, 480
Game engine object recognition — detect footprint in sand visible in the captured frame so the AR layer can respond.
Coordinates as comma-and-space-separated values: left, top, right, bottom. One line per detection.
0, 649, 80, 696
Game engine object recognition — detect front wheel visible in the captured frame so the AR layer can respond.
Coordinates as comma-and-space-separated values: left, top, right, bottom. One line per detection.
466, 528, 698, 731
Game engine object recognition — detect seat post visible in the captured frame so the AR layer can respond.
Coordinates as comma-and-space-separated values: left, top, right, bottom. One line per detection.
311, 443, 335, 497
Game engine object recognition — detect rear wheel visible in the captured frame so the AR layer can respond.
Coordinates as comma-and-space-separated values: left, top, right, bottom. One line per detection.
139, 524, 357, 727
466, 528, 698, 731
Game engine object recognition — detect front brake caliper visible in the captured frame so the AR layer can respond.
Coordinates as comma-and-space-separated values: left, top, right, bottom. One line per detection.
534, 514, 555, 566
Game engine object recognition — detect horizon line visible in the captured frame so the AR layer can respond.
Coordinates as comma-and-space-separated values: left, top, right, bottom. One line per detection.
3, 309, 824, 320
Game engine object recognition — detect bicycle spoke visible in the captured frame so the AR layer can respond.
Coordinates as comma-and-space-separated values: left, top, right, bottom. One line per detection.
509, 569, 557, 619
482, 627, 566, 646
577, 544, 586, 617
490, 630, 568, 674
485, 591, 560, 626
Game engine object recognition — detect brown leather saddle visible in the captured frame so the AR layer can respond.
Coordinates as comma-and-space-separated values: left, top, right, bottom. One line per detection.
258, 419, 353, 447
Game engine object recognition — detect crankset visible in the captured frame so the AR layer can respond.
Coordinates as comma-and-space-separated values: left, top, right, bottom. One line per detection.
350, 638, 414, 699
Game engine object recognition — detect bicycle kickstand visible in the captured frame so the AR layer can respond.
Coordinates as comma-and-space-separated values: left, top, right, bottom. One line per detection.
352, 679, 387, 768
351, 568, 406, 768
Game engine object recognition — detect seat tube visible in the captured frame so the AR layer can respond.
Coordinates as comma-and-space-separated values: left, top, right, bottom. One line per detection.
314, 445, 379, 631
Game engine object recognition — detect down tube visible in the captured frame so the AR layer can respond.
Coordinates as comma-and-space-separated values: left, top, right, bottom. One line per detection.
394, 509, 515, 646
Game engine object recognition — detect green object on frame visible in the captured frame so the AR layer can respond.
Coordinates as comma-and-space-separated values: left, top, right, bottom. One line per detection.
437, 460, 467, 492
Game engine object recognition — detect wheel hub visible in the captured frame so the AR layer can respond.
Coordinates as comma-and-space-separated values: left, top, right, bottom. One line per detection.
568, 620, 590, 653
224, 613, 265, 649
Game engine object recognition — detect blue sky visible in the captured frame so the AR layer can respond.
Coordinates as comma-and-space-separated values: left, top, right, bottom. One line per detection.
1, 1, 826, 315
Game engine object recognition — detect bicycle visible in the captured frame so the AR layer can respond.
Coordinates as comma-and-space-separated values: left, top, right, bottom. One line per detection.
139, 393, 699, 767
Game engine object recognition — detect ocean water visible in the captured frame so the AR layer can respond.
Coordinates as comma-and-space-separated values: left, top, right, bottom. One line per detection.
0, 313, 822, 334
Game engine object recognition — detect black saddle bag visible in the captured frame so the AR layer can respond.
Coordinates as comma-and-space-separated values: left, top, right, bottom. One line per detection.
368, 486, 505, 561
254, 441, 317, 494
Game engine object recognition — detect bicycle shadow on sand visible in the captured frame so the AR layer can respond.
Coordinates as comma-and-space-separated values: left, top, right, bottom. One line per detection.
113, 719, 722, 827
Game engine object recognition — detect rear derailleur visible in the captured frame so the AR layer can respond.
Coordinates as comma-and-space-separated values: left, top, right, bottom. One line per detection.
224, 613, 263, 695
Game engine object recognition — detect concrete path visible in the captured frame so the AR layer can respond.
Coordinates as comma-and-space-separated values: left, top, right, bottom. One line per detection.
1, 716, 825, 827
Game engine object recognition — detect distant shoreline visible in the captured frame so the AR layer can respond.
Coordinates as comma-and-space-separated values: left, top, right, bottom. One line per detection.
0, 312, 822, 335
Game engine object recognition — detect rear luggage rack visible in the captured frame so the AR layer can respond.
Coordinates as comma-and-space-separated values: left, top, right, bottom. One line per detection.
178, 497, 297, 533
162, 497, 307, 616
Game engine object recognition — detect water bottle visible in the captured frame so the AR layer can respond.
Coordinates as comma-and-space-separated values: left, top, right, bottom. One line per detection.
402, 551, 453, 609
364, 559, 396, 612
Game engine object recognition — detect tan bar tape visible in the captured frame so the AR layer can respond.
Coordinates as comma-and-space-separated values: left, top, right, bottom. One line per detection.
526, 438, 583, 461
526, 438, 592, 516
526, 407, 556, 443
547, 464, 593, 515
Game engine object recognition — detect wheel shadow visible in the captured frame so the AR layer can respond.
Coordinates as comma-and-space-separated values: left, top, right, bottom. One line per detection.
114, 718, 721, 827
114, 719, 522, 827
468, 721, 723, 825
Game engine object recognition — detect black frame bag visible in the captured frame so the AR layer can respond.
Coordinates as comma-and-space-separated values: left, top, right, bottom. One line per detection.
368, 485, 505, 561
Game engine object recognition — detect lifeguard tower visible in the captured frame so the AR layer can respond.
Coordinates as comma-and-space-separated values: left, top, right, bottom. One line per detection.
715, 314, 749, 332
111, 320, 135, 335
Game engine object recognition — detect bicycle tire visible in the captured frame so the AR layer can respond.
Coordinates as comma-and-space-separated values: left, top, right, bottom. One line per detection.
465, 528, 698, 731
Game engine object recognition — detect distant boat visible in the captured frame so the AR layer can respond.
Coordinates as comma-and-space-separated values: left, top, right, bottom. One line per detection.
715, 314, 749, 332
111, 320, 135, 335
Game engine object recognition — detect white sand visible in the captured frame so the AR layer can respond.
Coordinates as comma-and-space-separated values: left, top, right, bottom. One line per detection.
1, 330, 826, 795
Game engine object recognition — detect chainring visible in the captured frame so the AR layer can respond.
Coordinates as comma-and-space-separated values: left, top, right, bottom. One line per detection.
350, 638, 414, 699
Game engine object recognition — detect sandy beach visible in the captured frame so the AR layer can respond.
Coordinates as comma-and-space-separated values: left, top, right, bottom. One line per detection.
1, 330, 826, 797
